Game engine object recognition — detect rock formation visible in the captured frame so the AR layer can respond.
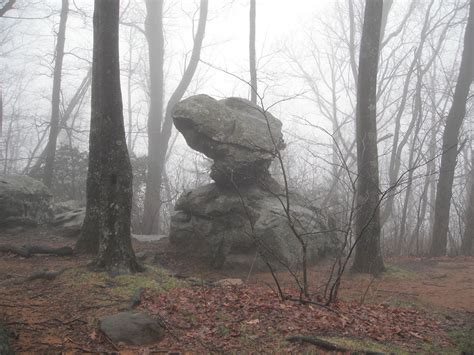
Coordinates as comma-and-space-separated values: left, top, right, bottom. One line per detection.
0, 176, 53, 229
169, 95, 339, 268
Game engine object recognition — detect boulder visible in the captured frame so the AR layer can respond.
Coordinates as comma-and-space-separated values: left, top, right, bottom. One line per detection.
99, 312, 165, 346
169, 183, 339, 269
173, 95, 285, 186
0, 175, 53, 229
51, 207, 85, 237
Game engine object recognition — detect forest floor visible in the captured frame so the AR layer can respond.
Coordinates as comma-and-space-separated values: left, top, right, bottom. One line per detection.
0, 228, 473, 353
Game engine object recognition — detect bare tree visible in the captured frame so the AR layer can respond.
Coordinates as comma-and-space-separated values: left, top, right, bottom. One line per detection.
75, 0, 141, 274
249, 0, 257, 104
352, 0, 385, 275
43, 0, 69, 188
0, 0, 15, 17
462, 149, 474, 255
430, 0, 474, 256
142, 0, 208, 234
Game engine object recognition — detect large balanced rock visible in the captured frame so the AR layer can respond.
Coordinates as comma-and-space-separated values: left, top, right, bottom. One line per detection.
170, 183, 339, 269
99, 312, 165, 346
0, 175, 53, 229
170, 95, 339, 269
173, 95, 285, 186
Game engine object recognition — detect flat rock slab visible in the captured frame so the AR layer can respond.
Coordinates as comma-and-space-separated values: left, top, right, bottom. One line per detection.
99, 312, 165, 346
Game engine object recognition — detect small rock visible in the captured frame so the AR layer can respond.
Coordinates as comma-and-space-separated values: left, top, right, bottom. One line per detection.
99, 312, 165, 346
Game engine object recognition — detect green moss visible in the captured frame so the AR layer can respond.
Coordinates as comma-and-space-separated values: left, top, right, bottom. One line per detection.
63, 265, 182, 299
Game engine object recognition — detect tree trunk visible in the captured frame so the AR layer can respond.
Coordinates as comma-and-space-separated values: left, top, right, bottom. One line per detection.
462, 151, 474, 255
142, 0, 208, 234
351, 0, 385, 275
28, 68, 91, 177
0, 89, 3, 137
142, 0, 165, 235
249, 0, 257, 104
0, 0, 15, 17
76, 0, 140, 274
430, 0, 474, 256
43, 0, 69, 188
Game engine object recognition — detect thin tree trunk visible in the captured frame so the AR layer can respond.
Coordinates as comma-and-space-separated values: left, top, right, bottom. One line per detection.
43, 0, 69, 188
249, 0, 257, 104
28, 68, 91, 176
142, 0, 208, 234
462, 150, 474, 255
430, 0, 474, 256
76, 0, 141, 276
126, 26, 134, 153
352, 0, 385, 275
142, 0, 165, 235
0, 0, 15, 17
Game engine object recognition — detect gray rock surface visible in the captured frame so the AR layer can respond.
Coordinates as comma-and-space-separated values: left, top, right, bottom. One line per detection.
173, 95, 285, 186
170, 183, 339, 269
99, 312, 165, 346
51, 207, 85, 237
170, 95, 340, 269
0, 175, 53, 229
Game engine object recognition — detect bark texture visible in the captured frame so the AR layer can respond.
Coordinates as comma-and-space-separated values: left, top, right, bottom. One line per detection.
142, 0, 208, 234
430, 0, 474, 256
352, 0, 385, 275
75, 0, 140, 273
43, 0, 69, 188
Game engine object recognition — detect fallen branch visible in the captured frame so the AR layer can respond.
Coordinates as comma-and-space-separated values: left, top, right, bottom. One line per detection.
286, 335, 349, 352
0, 244, 73, 258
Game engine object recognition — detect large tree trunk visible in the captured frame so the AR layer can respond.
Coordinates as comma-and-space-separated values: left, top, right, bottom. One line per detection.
430, 0, 474, 256
249, 0, 257, 104
351, 0, 385, 275
75, 0, 140, 274
142, 0, 208, 234
43, 0, 69, 188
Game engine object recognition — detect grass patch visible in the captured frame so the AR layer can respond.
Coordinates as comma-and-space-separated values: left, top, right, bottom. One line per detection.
383, 265, 418, 280
448, 327, 474, 353
321, 336, 409, 354
63, 265, 182, 299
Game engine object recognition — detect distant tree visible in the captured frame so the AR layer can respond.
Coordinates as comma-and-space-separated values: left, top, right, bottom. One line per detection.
249, 0, 257, 104
43, 0, 69, 188
430, 0, 474, 256
75, 0, 141, 273
462, 150, 474, 255
0, 0, 15, 17
352, 0, 385, 275
142, 0, 208, 234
